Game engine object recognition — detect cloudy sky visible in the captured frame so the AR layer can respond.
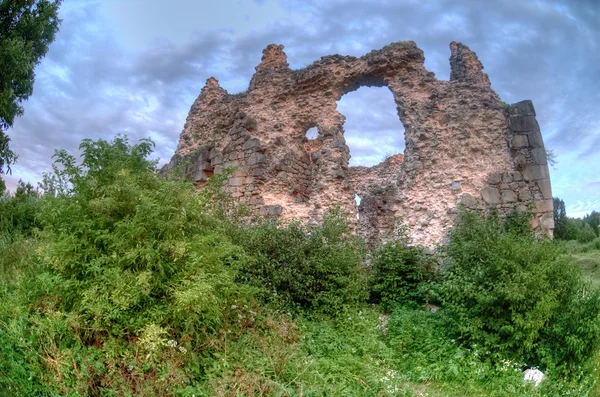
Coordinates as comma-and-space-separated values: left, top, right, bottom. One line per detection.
4, 0, 599, 217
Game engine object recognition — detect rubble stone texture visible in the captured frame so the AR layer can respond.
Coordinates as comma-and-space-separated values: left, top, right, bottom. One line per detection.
162, 41, 553, 247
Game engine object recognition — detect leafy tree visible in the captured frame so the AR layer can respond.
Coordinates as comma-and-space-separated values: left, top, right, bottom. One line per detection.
553, 197, 567, 239
583, 210, 600, 237
0, 179, 40, 236
564, 217, 596, 243
0, 0, 62, 173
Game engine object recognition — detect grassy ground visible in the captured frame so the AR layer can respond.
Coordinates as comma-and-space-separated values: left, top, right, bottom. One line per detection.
561, 237, 600, 287
573, 252, 600, 287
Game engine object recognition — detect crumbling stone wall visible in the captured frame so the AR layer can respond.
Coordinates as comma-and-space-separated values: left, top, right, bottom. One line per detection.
162, 41, 553, 247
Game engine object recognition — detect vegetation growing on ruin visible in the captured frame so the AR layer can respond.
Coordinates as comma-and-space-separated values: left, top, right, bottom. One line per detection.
1, 136, 599, 396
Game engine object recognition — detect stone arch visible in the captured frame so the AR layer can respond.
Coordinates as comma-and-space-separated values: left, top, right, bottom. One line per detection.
337, 85, 406, 167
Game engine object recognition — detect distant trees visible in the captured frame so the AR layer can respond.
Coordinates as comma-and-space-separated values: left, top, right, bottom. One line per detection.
0, 0, 62, 174
553, 197, 599, 243
583, 211, 600, 237
553, 197, 567, 239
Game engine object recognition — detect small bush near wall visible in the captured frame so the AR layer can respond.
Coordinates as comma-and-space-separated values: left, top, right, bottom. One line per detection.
232, 208, 369, 314
438, 210, 600, 372
369, 241, 436, 312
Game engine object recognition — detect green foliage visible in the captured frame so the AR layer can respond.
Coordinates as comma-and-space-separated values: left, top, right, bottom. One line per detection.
438, 210, 600, 371
1, 135, 599, 395
0, 136, 259, 395
583, 210, 600, 237
545, 148, 558, 169
370, 241, 435, 312
501, 102, 517, 115
553, 197, 567, 239
0, 0, 62, 173
564, 217, 597, 243
34, 136, 254, 338
554, 197, 598, 243
232, 209, 369, 313
0, 179, 40, 237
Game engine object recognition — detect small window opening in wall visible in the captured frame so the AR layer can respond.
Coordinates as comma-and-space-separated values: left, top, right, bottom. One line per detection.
337, 86, 405, 167
305, 126, 318, 140
355, 194, 362, 219
304, 126, 324, 157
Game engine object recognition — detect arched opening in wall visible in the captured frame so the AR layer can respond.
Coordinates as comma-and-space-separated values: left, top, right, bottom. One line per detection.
337, 86, 405, 166
355, 194, 361, 219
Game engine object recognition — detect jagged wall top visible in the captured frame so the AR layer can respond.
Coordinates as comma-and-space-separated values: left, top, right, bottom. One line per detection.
165, 41, 553, 246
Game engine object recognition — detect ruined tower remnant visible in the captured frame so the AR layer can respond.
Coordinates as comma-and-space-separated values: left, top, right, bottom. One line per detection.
163, 41, 554, 246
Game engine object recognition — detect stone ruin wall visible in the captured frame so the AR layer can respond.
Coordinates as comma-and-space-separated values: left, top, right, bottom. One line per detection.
162, 41, 554, 247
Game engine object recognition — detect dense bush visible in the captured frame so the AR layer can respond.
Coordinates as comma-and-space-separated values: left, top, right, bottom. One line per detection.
0, 179, 40, 237
369, 240, 435, 312
0, 136, 259, 395
232, 209, 369, 313
564, 217, 597, 243
439, 210, 600, 371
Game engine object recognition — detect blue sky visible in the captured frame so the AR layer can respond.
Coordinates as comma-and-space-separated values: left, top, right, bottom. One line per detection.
4, 0, 599, 218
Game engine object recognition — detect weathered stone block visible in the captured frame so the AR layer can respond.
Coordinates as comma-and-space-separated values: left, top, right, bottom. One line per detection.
514, 155, 527, 170
511, 171, 522, 181
501, 190, 517, 203
536, 179, 552, 199
513, 100, 536, 116
212, 155, 223, 166
487, 173, 502, 184
481, 186, 501, 205
518, 188, 532, 201
261, 204, 283, 216
540, 213, 554, 229
534, 199, 553, 213
192, 170, 209, 182
460, 193, 478, 208
242, 117, 257, 130
529, 217, 539, 229
511, 135, 529, 148
522, 165, 549, 181
248, 152, 266, 166
242, 138, 261, 150
228, 177, 243, 187
531, 148, 547, 165
196, 149, 209, 163
527, 129, 544, 148
509, 116, 539, 132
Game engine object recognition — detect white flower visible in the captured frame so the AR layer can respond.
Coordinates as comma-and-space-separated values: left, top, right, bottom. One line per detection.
523, 368, 545, 387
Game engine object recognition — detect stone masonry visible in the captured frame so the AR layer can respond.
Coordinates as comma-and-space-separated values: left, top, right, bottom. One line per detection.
162, 41, 554, 247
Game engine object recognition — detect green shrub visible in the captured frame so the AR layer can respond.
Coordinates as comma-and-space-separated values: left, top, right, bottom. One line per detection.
369, 241, 435, 311
439, 210, 600, 371
232, 209, 368, 314
0, 180, 40, 237
0, 136, 258, 395
564, 218, 597, 243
